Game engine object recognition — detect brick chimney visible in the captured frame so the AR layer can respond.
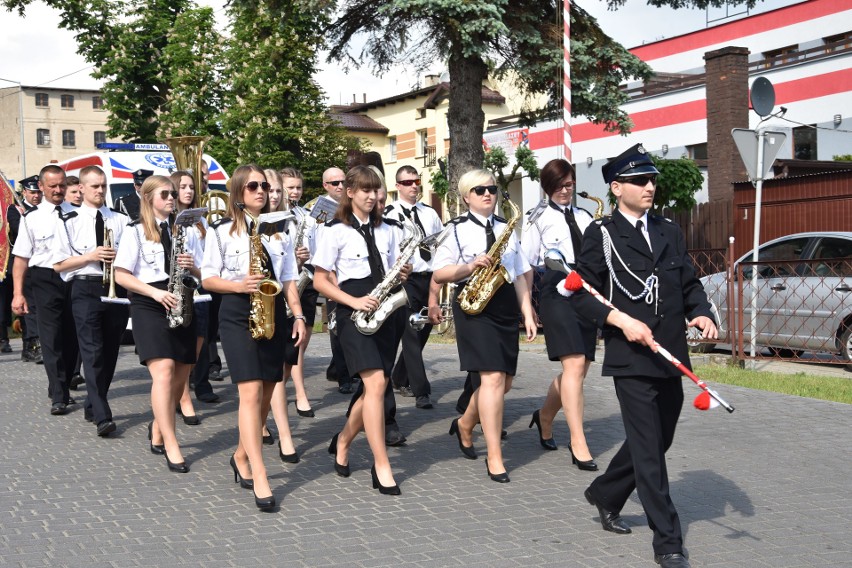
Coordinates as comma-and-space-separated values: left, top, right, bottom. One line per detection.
704, 46, 750, 202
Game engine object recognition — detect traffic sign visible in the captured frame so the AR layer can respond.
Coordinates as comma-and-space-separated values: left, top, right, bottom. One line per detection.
732, 128, 787, 180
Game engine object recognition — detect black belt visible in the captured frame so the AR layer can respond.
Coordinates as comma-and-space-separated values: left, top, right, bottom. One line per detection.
72, 275, 105, 282
411, 271, 432, 277
29, 266, 54, 271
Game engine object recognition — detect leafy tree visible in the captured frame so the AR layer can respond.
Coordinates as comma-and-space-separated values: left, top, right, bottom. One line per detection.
484, 145, 540, 192
606, 155, 704, 213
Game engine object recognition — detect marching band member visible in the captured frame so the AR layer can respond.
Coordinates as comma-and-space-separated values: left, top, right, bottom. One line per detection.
114, 175, 201, 472
200, 165, 305, 511
521, 159, 598, 469
432, 169, 537, 483
53, 166, 129, 437
312, 165, 409, 496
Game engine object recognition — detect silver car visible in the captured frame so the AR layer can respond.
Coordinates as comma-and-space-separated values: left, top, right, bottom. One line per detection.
693, 232, 852, 363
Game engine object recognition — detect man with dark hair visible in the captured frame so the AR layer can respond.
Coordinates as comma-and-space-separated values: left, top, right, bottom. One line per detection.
12, 166, 79, 414
571, 143, 717, 568
113, 168, 152, 220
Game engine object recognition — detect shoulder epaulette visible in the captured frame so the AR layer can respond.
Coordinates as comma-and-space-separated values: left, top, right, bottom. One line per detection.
58, 210, 78, 222
127, 218, 143, 227
493, 215, 507, 223
111, 207, 128, 216
446, 215, 469, 226
21, 207, 36, 217
382, 217, 403, 228
383, 204, 395, 214
324, 218, 342, 227
210, 217, 233, 229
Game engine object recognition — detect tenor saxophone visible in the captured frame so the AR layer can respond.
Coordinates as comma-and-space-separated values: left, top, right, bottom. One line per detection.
578, 191, 605, 219
166, 221, 201, 329
286, 209, 312, 318
246, 211, 282, 340
456, 189, 521, 315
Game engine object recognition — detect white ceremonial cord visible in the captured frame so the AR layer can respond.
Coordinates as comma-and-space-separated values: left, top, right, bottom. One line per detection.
600, 226, 658, 306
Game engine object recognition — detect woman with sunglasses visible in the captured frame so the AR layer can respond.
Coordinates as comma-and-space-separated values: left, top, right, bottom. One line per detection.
432, 169, 537, 483
520, 159, 599, 470
200, 165, 306, 511
312, 165, 409, 496
114, 176, 202, 473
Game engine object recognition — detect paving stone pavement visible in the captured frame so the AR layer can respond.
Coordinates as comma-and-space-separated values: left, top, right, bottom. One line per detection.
1, 335, 850, 567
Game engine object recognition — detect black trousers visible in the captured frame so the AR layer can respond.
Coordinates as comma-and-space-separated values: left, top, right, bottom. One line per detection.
587, 375, 685, 556
22, 268, 39, 341
71, 279, 129, 425
390, 272, 432, 396
29, 267, 77, 403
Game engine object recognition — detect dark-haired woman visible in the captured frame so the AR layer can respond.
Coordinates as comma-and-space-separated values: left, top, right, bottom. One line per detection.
200, 165, 305, 511
521, 158, 598, 470
312, 165, 409, 496
432, 169, 537, 484
114, 175, 202, 473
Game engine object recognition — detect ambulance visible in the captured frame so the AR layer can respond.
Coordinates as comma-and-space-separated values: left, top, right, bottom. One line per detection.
56, 142, 229, 206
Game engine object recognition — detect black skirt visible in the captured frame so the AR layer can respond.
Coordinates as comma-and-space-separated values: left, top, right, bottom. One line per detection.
130, 281, 197, 365
299, 279, 320, 326
539, 269, 597, 361
452, 279, 520, 375
218, 291, 295, 383
335, 277, 398, 376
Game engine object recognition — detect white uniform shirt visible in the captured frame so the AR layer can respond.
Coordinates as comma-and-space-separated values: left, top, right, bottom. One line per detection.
521, 202, 594, 267
432, 211, 530, 283
53, 205, 127, 281
200, 215, 298, 284
383, 201, 443, 273
11, 201, 76, 268
114, 219, 204, 283
311, 219, 400, 285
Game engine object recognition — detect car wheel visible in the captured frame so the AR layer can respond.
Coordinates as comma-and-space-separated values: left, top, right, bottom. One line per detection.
840, 325, 852, 371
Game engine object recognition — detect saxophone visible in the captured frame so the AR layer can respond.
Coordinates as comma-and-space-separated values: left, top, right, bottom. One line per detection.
457, 189, 521, 315
166, 221, 201, 329
247, 211, 283, 340
286, 209, 313, 318
351, 217, 424, 335
578, 191, 605, 219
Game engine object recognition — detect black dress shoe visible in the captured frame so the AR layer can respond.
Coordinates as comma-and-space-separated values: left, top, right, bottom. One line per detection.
64, 396, 77, 405
295, 406, 315, 418
370, 464, 401, 495
197, 392, 220, 403
279, 443, 299, 464
398, 386, 414, 397
96, 420, 117, 437
584, 488, 632, 534
485, 460, 510, 483
338, 383, 353, 394
385, 426, 407, 447
0, 339, 11, 353
528, 409, 558, 451
253, 490, 276, 511
164, 450, 189, 473
568, 443, 598, 471
328, 432, 350, 477
415, 394, 433, 409
230, 454, 253, 489
51, 402, 67, 416
654, 553, 691, 568
148, 421, 165, 455
182, 414, 201, 426
262, 432, 275, 445
69, 374, 84, 389
449, 418, 477, 459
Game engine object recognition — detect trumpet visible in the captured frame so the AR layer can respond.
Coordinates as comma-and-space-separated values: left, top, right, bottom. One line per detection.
103, 226, 118, 299
408, 304, 454, 331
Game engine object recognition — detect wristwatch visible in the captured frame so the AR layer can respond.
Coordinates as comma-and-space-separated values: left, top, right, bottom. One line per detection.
293, 315, 306, 321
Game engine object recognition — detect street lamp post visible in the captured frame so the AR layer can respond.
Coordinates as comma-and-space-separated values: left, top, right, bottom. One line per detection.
0, 77, 27, 178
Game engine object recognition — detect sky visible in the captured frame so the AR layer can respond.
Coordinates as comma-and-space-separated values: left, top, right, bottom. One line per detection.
0, 1, 802, 101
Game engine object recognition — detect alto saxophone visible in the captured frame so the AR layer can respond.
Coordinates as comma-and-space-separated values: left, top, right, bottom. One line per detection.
457, 189, 521, 315
166, 219, 201, 329
351, 217, 424, 335
578, 191, 606, 219
286, 209, 313, 318
246, 211, 283, 340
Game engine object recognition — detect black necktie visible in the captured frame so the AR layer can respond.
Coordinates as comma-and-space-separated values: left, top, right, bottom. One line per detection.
403, 206, 431, 261
54, 205, 62, 214
160, 222, 172, 274
636, 220, 651, 253
563, 208, 583, 261
485, 220, 495, 251
353, 216, 384, 285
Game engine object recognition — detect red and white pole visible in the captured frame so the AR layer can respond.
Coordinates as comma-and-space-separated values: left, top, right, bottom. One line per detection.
563, 0, 572, 163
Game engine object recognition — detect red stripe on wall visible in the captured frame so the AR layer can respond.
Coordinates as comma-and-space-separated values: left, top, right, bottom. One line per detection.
631, 0, 847, 63
773, 67, 852, 104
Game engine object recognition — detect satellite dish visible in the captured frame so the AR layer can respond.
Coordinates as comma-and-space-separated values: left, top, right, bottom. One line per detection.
750, 77, 775, 117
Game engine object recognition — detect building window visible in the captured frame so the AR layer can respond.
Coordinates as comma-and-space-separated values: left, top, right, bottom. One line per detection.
823, 31, 852, 52
92, 95, 104, 110
761, 45, 798, 68
94, 131, 106, 146
36, 129, 50, 146
686, 143, 708, 160
61, 94, 75, 109
417, 129, 428, 156
62, 129, 76, 147
792, 125, 817, 159
35, 93, 49, 107
388, 136, 397, 161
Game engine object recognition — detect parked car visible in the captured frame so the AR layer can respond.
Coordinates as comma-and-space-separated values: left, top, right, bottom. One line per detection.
692, 232, 852, 363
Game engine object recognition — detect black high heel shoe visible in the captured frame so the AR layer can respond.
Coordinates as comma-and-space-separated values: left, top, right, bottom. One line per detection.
328, 432, 350, 477
370, 464, 401, 495
485, 459, 510, 483
279, 443, 299, 464
295, 402, 315, 418
449, 419, 477, 460
176, 406, 200, 425
567, 443, 599, 471
253, 490, 276, 512
528, 410, 558, 451
164, 449, 189, 473
229, 454, 253, 489
262, 431, 275, 445
147, 421, 165, 455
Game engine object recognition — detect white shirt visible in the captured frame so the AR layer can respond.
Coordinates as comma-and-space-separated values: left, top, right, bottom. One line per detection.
200, 215, 298, 284
114, 219, 204, 283
521, 202, 594, 267
383, 200, 443, 273
311, 219, 400, 284
11, 201, 76, 268
53, 204, 127, 281
432, 211, 530, 283
616, 209, 652, 251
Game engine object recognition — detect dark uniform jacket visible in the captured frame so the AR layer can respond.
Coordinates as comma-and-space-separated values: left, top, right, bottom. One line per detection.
572, 210, 714, 378
113, 192, 141, 221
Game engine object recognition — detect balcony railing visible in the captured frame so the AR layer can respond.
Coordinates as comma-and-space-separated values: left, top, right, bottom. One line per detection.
423, 145, 436, 167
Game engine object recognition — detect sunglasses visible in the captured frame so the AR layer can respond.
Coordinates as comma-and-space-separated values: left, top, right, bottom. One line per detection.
325, 180, 344, 187
158, 189, 178, 200
397, 179, 421, 187
471, 185, 498, 196
245, 181, 271, 192
619, 175, 657, 187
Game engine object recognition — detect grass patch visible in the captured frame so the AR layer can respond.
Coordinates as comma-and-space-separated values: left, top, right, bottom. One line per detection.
693, 364, 852, 405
